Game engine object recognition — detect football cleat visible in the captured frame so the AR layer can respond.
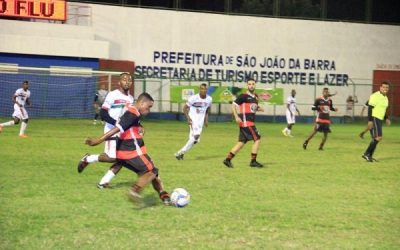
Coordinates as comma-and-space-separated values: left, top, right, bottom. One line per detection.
175, 153, 184, 160
97, 183, 111, 189
77, 153, 90, 173
160, 191, 171, 206
127, 190, 143, 204
281, 129, 288, 136
0, 125, 3, 133
362, 154, 373, 162
359, 132, 364, 139
223, 159, 233, 168
302, 141, 308, 150
249, 161, 264, 168
19, 134, 28, 138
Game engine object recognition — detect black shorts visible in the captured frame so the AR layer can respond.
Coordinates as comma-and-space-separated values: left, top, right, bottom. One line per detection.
315, 123, 331, 133
118, 154, 159, 176
239, 126, 261, 143
371, 117, 383, 138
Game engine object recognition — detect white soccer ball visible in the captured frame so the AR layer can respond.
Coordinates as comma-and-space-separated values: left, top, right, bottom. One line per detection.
170, 188, 190, 208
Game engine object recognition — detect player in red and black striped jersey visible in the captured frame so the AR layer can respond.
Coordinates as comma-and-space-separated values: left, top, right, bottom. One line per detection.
223, 79, 264, 168
85, 93, 170, 205
303, 87, 338, 150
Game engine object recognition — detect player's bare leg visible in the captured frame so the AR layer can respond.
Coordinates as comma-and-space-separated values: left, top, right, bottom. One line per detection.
77, 152, 116, 173
319, 133, 328, 150
128, 171, 156, 203
151, 175, 171, 205
223, 142, 244, 168
249, 139, 263, 167
303, 128, 317, 150
0, 117, 20, 133
359, 121, 373, 139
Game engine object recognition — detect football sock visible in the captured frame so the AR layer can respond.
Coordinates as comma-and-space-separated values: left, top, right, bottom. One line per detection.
86, 154, 99, 163
19, 122, 27, 135
366, 139, 379, 156
99, 170, 115, 185
1, 120, 15, 127
226, 152, 235, 161
251, 153, 257, 162
287, 129, 291, 135
179, 137, 196, 154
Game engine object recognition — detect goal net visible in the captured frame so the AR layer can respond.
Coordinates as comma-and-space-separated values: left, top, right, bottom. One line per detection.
0, 65, 121, 119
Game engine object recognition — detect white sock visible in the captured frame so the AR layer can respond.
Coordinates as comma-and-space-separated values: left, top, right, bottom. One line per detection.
99, 170, 115, 185
1, 120, 15, 127
86, 155, 99, 163
19, 122, 27, 135
179, 138, 196, 154
287, 129, 291, 135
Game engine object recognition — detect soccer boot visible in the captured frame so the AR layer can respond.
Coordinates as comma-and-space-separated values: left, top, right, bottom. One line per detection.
223, 159, 233, 168
97, 183, 111, 189
362, 154, 373, 162
302, 141, 308, 150
281, 129, 288, 136
127, 189, 143, 204
249, 161, 264, 168
359, 132, 365, 139
175, 153, 184, 160
19, 134, 28, 138
0, 125, 3, 133
77, 153, 90, 173
160, 191, 171, 206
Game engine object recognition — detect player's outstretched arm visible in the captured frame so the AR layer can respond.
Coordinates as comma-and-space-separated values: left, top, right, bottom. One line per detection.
85, 127, 120, 146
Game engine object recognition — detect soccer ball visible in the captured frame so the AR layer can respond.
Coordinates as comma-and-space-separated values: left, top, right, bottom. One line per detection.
170, 188, 190, 208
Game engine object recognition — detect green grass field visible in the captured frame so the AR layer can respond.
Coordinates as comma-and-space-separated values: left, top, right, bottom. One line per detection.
0, 119, 399, 249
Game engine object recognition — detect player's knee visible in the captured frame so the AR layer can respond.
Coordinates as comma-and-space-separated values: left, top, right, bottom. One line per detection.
23, 119, 28, 123
152, 167, 159, 176
14, 118, 20, 124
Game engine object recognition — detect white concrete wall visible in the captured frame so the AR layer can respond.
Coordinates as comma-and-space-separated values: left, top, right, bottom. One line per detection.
1, 3, 399, 115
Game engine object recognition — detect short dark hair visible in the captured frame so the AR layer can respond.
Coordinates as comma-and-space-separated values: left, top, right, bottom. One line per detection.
381, 81, 390, 86
323, 87, 329, 91
200, 83, 207, 88
137, 92, 154, 102
23, 80, 29, 84
246, 78, 255, 83
120, 72, 131, 78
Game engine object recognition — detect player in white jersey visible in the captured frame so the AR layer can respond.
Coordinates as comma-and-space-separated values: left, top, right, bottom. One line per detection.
93, 84, 109, 125
282, 89, 301, 137
0, 81, 31, 137
77, 73, 134, 188
175, 83, 212, 160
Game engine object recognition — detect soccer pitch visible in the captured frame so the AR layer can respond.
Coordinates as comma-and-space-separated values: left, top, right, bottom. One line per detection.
0, 119, 399, 249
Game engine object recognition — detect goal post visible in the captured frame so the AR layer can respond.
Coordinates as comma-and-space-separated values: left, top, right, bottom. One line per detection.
0, 65, 121, 119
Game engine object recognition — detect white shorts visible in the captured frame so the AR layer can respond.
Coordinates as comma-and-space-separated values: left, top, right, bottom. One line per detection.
286, 110, 295, 124
189, 122, 204, 139
12, 104, 29, 120
104, 125, 117, 158
104, 139, 116, 158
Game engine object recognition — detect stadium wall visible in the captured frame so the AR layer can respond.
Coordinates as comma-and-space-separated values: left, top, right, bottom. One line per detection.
1, 4, 399, 118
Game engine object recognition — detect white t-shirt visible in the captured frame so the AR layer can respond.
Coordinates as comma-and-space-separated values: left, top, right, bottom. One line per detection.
187, 94, 212, 126
101, 89, 134, 131
286, 95, 297, 114
14, 88, 31, 107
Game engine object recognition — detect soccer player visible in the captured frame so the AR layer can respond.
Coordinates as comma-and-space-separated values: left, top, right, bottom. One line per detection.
93, 84, 109, 125
0, 80, 31, 137
77, 73, 134, 188
344, 95, 358, 123
223, 78, 264, 168
282, 89, 301, 137
302, 87, 338, 150
175, 83, 212, 160
359, 100, 373, 139
362, 82, 390, 162
85, 92, 171, 205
